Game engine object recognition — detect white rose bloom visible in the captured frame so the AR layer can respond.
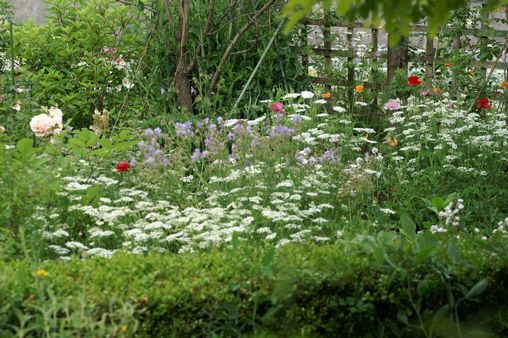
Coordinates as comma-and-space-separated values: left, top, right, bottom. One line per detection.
48, 107, 63, 134
30, 114, 55, 137
300, 91, 315, 99
12, 101, 21, 111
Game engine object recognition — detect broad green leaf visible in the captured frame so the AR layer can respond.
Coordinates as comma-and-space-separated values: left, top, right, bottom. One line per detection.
400, 213, 416, 240
16, 138, 35, 157
447, 241, 459, 264
464, 279, 488, 300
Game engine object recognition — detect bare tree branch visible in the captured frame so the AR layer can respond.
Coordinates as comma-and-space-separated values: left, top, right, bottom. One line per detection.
206, 0, 277, 96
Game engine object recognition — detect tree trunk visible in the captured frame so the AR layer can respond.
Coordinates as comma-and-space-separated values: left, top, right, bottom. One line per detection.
386, 35, 408, 86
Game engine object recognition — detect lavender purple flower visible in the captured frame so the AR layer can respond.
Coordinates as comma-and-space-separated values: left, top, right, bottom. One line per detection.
175, 121, 194, 137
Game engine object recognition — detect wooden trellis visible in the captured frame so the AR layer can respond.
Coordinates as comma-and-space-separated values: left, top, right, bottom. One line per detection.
299, 4, 508, 112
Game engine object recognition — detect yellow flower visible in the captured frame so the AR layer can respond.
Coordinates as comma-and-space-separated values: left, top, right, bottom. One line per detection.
321, 92, 332, 99
121, 325, 128, 333
34, 269, 49, 278
432, 87, 441, 94
307, 66, 317, 77
355, 85, 364, 93
500, 81, 508, 89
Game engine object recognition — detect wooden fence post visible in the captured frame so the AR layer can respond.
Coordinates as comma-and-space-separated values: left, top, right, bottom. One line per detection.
322, 9, 332, 85
322, 9, 334, 113
480, 1, 489, 82
424, 33, 435, 88
347, 24, 355, 111
371, 27, 379, 111
301, 25, 309, 71
386, 35, 409, 86
451, 36, 461, 94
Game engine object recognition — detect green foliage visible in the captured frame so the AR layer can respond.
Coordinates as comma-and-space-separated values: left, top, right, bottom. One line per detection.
141, 0, 309, 119
283, 0, 508, 45
0, 135, 65, 258
1, 237, 508, 336
13, 0, 144, 128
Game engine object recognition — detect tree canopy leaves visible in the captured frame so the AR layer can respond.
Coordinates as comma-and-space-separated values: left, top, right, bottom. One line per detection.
282, 0, 508, 45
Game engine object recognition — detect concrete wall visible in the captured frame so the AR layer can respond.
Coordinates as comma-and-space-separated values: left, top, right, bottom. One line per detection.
11, 0, 47, 23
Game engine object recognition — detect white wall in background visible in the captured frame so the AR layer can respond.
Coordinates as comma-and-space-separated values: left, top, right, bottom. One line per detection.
12, 0, 47, 23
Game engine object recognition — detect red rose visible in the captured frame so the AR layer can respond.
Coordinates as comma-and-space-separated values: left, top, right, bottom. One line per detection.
407, 75, 422, 87
476, 98, 490, 109
116, 161, 130, 173
270, 102, 284, 114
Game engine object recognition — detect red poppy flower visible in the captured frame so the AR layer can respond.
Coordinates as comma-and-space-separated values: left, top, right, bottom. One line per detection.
270, 102, 284, 114
116, 161, 130, 173
407, 75, 422, 87
476, 98, 490, 110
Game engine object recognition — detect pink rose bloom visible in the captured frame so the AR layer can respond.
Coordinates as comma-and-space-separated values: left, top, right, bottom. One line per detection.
270, 102, 284, 113
30, 114, 55, 137
383, 99, 401, 111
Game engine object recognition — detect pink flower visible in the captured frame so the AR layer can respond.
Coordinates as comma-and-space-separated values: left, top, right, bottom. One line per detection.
270, 102, 284, 114
30, 114, 55, 137
383, 99, 401, 111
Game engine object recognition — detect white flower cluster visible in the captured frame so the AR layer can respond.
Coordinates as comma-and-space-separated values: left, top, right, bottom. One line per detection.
493, 217, 508, 236
438, 199, 464, 227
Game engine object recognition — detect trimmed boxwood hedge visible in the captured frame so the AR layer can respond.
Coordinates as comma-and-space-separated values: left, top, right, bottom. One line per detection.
1, 234, 507, 337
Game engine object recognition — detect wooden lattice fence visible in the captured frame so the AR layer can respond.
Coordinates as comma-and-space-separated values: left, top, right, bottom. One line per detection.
298, 2, 508, 112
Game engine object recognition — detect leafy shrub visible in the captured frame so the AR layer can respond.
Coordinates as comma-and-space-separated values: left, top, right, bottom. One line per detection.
13, 0, 144, 128
1, 235, 508, 337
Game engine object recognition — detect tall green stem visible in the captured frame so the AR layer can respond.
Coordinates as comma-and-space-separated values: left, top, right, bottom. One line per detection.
231, 19, 285, 116
10, 20, 16, 100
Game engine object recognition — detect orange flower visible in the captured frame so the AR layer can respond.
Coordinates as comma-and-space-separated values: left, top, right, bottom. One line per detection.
432, 87, 441, 94
321, 92, 332, 99
355, 85, 364, 93
388, 137, 398, 147
500, 81, 508, 89
444, 63, 452, 68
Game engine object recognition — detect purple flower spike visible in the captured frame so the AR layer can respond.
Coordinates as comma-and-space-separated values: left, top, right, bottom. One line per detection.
145, 157, 155, 166
191, 148, 201, 162
292, 114, 302, 124
270, 125, 294, 137
154, 127, 162, 137
175, 121, 194, 137
145, 128, 154, 137
138, 141, 146, 149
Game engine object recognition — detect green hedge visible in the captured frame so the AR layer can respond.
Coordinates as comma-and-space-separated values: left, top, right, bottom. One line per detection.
1, 234, 508, 337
